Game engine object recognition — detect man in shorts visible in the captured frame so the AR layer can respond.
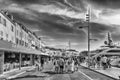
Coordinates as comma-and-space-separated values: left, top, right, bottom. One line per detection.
58, 58, 64, 73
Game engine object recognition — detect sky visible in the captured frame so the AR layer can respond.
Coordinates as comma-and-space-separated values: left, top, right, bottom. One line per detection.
0, 0, 120, 51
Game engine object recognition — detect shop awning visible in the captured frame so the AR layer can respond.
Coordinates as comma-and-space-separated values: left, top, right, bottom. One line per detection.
0, 40, 47, 55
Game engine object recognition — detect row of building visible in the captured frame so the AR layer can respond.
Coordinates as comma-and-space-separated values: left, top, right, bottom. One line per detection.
0, 10, 48, 75
0, 10, 43, 50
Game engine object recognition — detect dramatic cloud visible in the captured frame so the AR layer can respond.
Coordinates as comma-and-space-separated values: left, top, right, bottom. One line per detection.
0, 0, 120, 51
88, 0, 120, 9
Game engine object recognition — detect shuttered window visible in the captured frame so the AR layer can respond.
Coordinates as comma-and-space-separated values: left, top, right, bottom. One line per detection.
0, 16, 1, 23
11, 25, 14, 32
3, 19, 6, 26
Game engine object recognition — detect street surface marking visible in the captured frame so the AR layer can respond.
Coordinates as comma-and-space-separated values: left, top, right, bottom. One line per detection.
7, 71, 26, 79
78, 70, 94, 80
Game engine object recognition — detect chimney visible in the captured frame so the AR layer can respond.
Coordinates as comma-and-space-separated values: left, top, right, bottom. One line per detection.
2, 10, 14, 20
4, 11, 8, 15
7, 14, 14, 20
1, 10, 4, 13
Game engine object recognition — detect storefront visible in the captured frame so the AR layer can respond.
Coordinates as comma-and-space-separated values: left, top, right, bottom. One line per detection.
0, 40, 47, 75
0, 50, 4, 74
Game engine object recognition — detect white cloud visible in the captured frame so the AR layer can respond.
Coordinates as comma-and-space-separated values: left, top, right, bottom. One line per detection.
101, 14, 120, 25
4, 4, 28, 13
29, 4, 85, 19
90, 7, 120, 25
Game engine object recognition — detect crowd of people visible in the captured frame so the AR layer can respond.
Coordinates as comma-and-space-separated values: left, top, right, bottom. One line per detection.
34, 55, 113, 73
34, 57, 80, 73
53, 57, 79, 73
85, 55, 111, 70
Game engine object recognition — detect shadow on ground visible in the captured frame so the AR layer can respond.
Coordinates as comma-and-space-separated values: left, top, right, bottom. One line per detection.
43, 71, 74, 75
10, 74, 47, 80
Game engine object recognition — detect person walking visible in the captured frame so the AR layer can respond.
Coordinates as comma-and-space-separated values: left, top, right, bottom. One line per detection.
41, 57, 44, 70
96, 56, 101, 69
35, 60, 41, 71
58, 58, 64, 73
54, 59, 59, 73
101, 55, 107, 70
71, 59, 75, 73
107, 58, 111, 68
64, 59, 68, 73
74, 58, 79, 71
67, 59, 71, 73
92, 58, 96, 68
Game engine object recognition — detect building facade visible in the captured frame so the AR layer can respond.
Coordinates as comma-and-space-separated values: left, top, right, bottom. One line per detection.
0, 10, 42, 50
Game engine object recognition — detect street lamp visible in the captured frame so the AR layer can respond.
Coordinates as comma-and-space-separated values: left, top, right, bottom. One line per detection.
79, 8, 98, 68
86, 9, 90, 68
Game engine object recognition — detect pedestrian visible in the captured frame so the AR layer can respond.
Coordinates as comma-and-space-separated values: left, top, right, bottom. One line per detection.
64, 59, 68, 73
96, 56, 101, 69
101, 55, 107, 70
54, 59, 59, 73
58, 58, 64, 73
71, 59, 75, 73
74, 58, 78, 71
107, 58, 111, 68
92, 58, 96, 68
41, 57, 44, 70
85, 57, 89, 67
67, 59, 71, 73
35, 60, 40, 71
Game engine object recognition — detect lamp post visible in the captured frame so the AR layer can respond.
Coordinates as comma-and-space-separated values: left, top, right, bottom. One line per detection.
79, 8, 93, 68
86, 9, 90, 68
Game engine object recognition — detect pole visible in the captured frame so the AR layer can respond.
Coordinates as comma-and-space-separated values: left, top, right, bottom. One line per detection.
19, 53, 21, 70
87, 8, 90, 68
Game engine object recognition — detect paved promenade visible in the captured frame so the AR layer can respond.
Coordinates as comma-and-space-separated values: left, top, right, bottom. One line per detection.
81, 63, 120, 79
0, 66, 36, 80
11, 62, 115, 80
0, 61, 54, 80
9, 62, 93, 80
0, 61, 118, 80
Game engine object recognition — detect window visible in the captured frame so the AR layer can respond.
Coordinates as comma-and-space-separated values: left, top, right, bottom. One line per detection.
23, 41, 25, 46
20, 32, 22, 38
12, 36, 14, 41
21, 40, 24, 46
11, 25, 14, 32
20, 40, 22, 45
25, 42, 28, 47
17, 30, 18, 36
3, 19, 6, 26
6, 33, 8, 38
0, 16, 1, 23
18, 39, 20, 45
16, 38, 19, 44
1, 31, 3, 36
